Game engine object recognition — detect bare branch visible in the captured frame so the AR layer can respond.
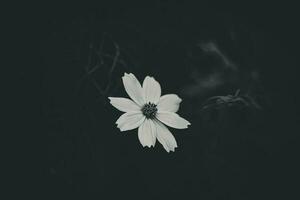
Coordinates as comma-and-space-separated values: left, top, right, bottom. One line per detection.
91, 78, 105, 95
82, 33, 124, 98
104, 41, 120, 94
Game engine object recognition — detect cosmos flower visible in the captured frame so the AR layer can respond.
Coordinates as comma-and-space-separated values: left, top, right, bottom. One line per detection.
108, 73, 191, 152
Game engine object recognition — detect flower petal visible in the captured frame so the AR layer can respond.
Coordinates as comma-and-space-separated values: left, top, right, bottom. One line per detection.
122, 73, 145, 106
156, 112, 191, 129
116, 112, 145, 131
108, 97, 141, 112
138, 119, 156, 147
154, 120, 177, 152
157, 94, 182, 113
142, 76, 161, 104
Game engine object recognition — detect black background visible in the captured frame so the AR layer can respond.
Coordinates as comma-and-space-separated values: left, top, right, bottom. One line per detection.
39, 1, 299, 199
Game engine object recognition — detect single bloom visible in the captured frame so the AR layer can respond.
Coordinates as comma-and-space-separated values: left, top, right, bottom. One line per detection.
108, 73, 191, 152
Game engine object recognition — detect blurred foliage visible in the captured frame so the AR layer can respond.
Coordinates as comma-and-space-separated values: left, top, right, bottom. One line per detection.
202, 89, 261, 111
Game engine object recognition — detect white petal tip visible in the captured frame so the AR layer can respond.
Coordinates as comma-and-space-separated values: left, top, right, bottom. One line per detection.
140, 141, 156, 148
166, 149, 175, 153
141, 144, 154, 148
146, 76, 153, 79
123, 72, 133, 77
122, 73, 128, 79
164, 144, 177, 152
119, 127, 126, 132
116, 123, 124, 131
184, 121, 191, 128
178, 123, 190, 129
175, 95, 182, 102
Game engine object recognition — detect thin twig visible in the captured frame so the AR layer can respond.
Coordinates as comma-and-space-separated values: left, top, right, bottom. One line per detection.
86, 43, 93, 72
91, 78, 105, 95
96, 53, 127, 67
98, 33, 106, 66
104, 41, 120, 94
83, 33, 122, 97
234, 89, 241, 97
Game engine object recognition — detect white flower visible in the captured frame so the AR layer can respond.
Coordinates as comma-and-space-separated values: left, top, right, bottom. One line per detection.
108, 73, 191, 152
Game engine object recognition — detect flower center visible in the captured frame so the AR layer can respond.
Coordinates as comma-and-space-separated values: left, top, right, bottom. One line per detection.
141, 103, 157, 119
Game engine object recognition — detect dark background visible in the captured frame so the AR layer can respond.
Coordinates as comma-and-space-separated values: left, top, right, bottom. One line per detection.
40, 1, 299, 199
